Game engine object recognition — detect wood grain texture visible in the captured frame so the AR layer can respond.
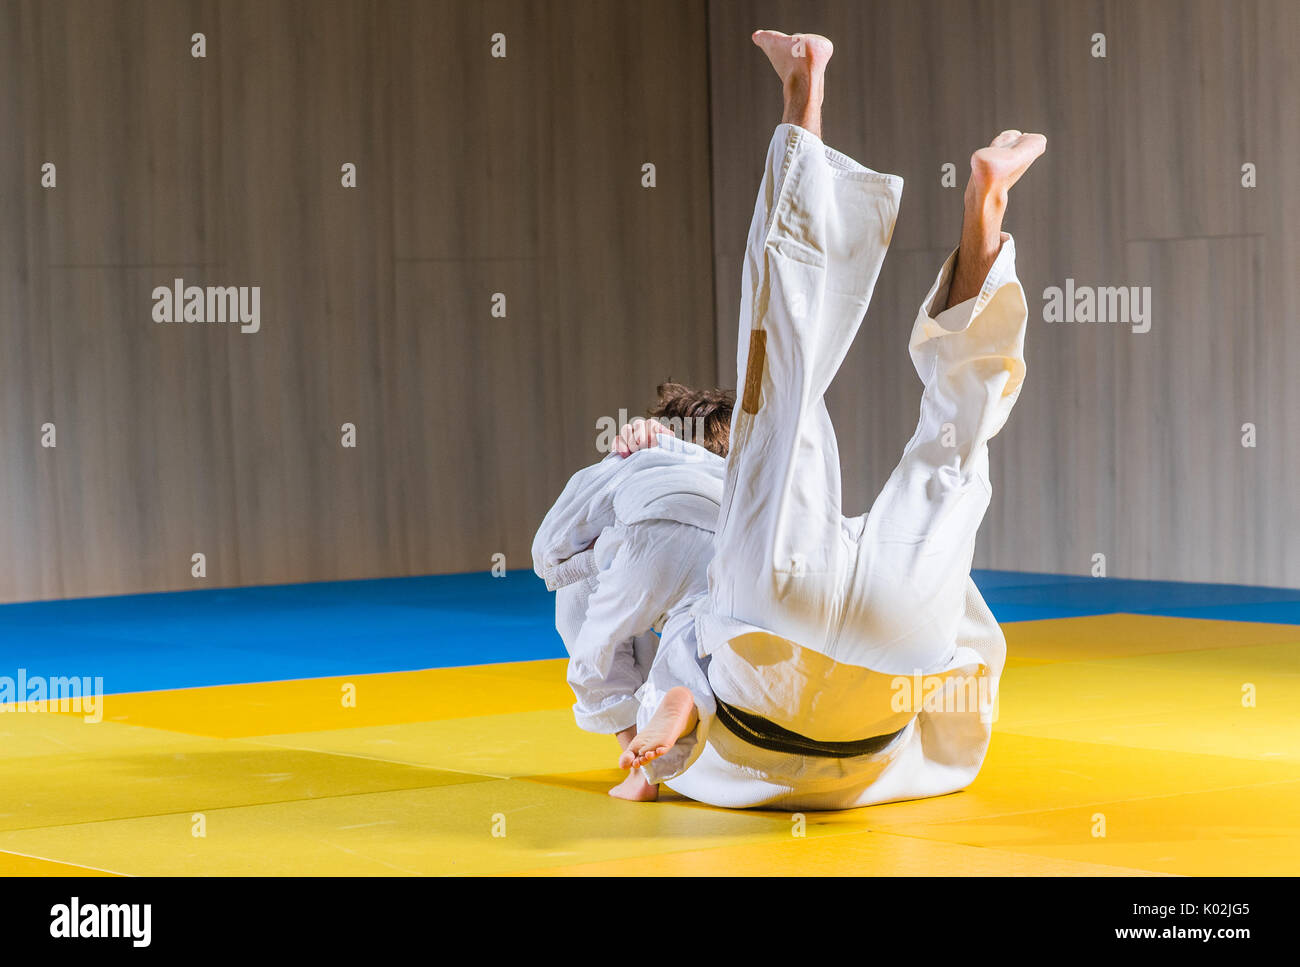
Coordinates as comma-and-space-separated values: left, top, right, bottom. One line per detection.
707, 0, 1299, 586
0, 0, 716, 601
1, 0, 1293, 601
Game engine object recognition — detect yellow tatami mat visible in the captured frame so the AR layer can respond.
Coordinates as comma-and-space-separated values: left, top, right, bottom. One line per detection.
3, 614, 1297, 875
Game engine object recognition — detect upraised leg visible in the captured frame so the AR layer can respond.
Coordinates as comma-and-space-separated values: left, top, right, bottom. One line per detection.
707, 30, 902, 655
836, 131, 1044, 673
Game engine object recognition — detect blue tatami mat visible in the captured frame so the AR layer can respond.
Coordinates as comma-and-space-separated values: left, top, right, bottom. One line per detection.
970, 569, 1300, 624
0, 571, 559, 695
0, 569, 1296, 695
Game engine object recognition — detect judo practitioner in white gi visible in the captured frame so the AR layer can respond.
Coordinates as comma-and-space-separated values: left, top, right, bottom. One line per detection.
616, 29, 1046, 810
532, 385, 733, 800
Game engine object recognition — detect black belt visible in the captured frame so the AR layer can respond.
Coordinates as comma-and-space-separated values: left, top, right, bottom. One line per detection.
714, 698, 908, 759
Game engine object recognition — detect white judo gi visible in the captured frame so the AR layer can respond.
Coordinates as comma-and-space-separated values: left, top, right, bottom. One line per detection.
640, 123, 1029, 809
532, 437, 725, 734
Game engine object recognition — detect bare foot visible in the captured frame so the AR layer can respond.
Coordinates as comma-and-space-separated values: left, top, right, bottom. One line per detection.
751, 30, 834, 138
946, 130, 1046, 309
967, 130, 1047, 211
751, 29, 834, 86
618, 686, 699, 771
609, 770, 659, 802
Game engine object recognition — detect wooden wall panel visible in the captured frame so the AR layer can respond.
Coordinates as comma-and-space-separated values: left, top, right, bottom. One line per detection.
707, 0, 1299, 586
0, 0, 715, 602
3, 0, 1293, 600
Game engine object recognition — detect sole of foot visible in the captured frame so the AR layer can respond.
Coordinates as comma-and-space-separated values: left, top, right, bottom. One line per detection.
751, 29, 834, 87
970, 129, 1047, 197
618, 686, 698, 771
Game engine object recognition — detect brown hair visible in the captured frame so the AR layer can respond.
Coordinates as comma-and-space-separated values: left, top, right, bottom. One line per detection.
648, 381, 735, 457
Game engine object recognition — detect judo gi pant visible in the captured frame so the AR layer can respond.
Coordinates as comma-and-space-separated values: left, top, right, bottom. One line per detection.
709, 123, 1026, 701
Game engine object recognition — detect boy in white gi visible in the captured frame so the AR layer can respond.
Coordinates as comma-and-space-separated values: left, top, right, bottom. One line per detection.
618, 29, 1046, 810
532, 385, 731, 800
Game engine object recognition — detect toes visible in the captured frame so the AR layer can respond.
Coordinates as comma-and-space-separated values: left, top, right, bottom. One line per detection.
991, 129, 1022, 148
636, 747, 667, 768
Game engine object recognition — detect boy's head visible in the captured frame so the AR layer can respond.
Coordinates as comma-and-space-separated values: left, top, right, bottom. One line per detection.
648, 381, 735, 457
